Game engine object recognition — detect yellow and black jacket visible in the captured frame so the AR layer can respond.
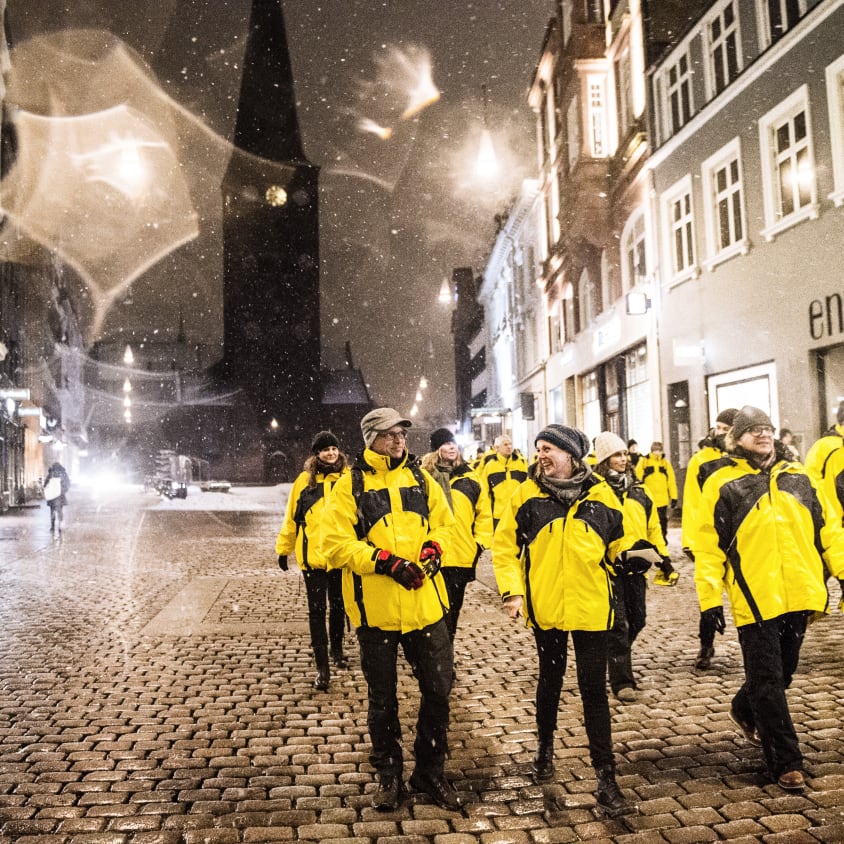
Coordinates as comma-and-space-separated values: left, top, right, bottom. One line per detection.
606, 475, 668, 560
481, 451, 529, 524
492, 466, 626, 631
804, 424, 844, 528
321, 449, 455, 633
680, 442, 726, 554
275, 466, 348, 570
635, 452, 678, 507
695, 449, 844, 627
421, 457, 494, 568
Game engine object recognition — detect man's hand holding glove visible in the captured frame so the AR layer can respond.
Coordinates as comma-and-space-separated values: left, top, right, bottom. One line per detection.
701, 606, 726, 636
418, 540, 443, 577
373, 549, 425, 590
653, 555, 680, 586
277, 555, 288, 571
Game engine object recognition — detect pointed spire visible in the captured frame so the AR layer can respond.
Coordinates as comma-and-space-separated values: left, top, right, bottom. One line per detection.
233, 0, 306, 164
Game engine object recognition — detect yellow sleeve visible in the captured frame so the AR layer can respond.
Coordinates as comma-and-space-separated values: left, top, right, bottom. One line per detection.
420, 468, 456, 558
667, 461, 678, 499
321, 473, 382, 573
472, 473, 494, 549
275, 472, 307, 556
693, 476, 728, 611
491, 485, 526, 600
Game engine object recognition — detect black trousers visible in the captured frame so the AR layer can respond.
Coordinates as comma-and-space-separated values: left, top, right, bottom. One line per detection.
532, 627, 614, 771
301, 568, 346, 654
607, 574, 647, 693
357, 618, 453, 778
441, 567, 475, 641
733, 612, 807, 779
656, 506, 669, 544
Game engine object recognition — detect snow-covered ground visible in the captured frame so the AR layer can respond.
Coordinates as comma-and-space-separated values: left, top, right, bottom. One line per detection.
150, 483, 292, 512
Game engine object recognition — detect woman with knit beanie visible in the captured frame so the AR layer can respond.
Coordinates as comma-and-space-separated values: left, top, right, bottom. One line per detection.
492, 423, 635, 818
421, 428, 493, 651
275, 430, 349, 690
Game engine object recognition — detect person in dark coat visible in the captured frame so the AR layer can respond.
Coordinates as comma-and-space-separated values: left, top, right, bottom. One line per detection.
44, 462, 70, 532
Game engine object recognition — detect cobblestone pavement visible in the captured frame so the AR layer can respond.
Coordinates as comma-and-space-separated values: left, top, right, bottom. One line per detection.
0, 485, 843, 843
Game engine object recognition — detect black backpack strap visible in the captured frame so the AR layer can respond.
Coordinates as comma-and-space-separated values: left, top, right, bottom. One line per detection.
351, 466, 366, 540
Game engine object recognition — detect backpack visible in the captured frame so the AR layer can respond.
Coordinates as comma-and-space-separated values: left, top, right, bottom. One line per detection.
350, 457, 428, 540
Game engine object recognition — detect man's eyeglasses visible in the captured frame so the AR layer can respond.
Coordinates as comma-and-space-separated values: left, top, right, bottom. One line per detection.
747, 425, 775, 436
378, 429, 407, 441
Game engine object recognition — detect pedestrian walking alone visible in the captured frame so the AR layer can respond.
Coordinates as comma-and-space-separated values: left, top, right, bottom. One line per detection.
492, 424, 635, 818
321, 408, 459, 811
43, 462, 70, 533
275, 430, 349, 691
695, 406, 844, 791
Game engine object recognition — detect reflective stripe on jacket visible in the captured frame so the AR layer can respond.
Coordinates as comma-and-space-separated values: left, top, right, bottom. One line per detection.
694, 455, 844, 626
492, 473, 625, 631
275, 468, 347, 570
321, 448, 455, 633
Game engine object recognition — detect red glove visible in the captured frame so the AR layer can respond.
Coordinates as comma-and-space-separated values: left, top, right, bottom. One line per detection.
373, 549, 425, 590
419, 540, 443, 576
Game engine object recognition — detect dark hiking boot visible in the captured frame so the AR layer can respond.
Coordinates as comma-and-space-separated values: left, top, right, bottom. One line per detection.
595, 766, 635, 818
409, 768, 462, 810
532, 738, 555, 783
313, 646, 330, 691
372, 774, 404, 810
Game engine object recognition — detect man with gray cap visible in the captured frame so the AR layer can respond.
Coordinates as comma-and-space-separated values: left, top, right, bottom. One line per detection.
695, 405, 844, 791
321, 408, 458, 811
492, 423, 634, 818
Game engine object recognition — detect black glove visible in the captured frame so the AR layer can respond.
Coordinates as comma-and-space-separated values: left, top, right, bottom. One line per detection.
839, 578, 844, 593
670, 499, 678, 509
419, 540, 443, 577
373, 549, 425, 590
683, 547, 695, 562
701, 606, 726, 635
658, 555, 675, 576
277, 555, 288, 571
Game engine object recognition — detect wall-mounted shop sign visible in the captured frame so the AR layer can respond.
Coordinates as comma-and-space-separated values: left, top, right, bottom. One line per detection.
810, 293, 844, 341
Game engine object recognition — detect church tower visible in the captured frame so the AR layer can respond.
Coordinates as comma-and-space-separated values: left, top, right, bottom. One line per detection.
218, 0, 321, 478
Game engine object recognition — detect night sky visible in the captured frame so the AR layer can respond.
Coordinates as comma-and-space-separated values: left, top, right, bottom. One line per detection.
6, 0, 555, 427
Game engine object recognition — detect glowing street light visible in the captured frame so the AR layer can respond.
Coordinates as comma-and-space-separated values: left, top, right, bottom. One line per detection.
123, 344, 134, 365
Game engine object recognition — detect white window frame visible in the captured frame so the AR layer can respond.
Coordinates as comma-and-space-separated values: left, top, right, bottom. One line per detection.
660, 47, 695, 138
567, 95, 580, 170
703, 0, 742, 98
616, 45, 632, 140
661, 175, 699, 286
577, 267, 594, 329
701, 137, 749, 269
826, 53, 844, 207
755, 0, 808, 50
620, 209, 647, 293
758, 84, 819, 241
587, 74, 608, 158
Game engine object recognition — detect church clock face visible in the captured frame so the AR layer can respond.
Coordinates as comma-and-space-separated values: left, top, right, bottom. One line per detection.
265, 185, 288, 207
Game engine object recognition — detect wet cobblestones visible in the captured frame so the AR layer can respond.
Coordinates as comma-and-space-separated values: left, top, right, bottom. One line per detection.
0, 487, 842, 842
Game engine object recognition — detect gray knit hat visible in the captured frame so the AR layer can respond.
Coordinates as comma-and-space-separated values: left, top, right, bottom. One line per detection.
731, 405, 774, 441
535, 424, 591, 460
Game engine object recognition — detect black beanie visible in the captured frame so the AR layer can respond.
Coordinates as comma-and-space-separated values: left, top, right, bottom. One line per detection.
311, 430, 340, 454
535, 424, 591, 460
430, 427, 456, 451
716, 407, 739, 426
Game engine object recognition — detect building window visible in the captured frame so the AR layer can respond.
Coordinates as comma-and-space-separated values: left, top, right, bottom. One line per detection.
567, 95, 580, 170
586, 0, 604, 24
759, 85, 818, 240
577, 268, 596, 329
757, 0, 806, 48
588, 76, 607, 157
702, 138, 748, 267
826, 53, 844, 206
625, 344, 652, 449
661, 175, 698, 284
621, 210, 647, 293
549, 300, 564, 354
615, 46, 632, 140
581, 370, 600, 437
706, 0, 741, 96
562, 282, 576, 339
665, 51, 694, 136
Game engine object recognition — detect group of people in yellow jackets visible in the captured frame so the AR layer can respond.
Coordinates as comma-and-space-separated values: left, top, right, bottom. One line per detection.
274, 402, 844, 816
